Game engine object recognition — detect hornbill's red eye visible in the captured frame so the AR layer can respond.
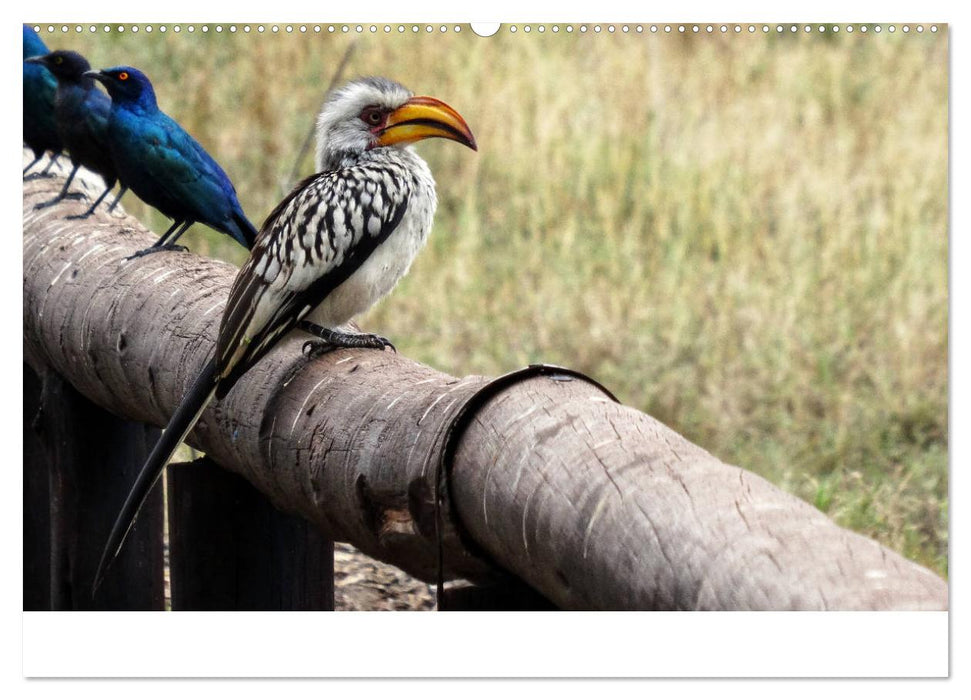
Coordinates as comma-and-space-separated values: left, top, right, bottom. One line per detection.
361, 107, 385, 126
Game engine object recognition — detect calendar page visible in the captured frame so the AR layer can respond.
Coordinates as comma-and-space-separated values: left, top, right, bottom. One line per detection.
22, 17, 949, 679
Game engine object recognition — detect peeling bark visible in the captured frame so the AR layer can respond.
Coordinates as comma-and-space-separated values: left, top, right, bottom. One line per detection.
23, 156, 948, 610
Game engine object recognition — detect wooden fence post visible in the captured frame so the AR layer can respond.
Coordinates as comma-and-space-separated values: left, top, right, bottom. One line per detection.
23, 363, 165, 610
167, 457, 334, 610
24, 364, 52, 611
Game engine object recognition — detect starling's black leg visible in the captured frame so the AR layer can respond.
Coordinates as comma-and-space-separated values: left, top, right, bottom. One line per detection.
67, 185, 113, 219
126, 221, 191, 260
23, 152, 60, 178
106, 186, 128, 214
23, 155, 42, 175
299, 320, 396, 358
69, 183, 129, 220
42, 153, 61, 174
34, 164, 85, 209
159, 220, 194, 248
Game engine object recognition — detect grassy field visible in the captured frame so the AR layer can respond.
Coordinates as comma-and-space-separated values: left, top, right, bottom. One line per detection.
44, 25, 948, 575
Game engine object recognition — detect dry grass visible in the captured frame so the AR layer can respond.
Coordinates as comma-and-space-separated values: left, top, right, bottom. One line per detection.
53, 26, 948, 575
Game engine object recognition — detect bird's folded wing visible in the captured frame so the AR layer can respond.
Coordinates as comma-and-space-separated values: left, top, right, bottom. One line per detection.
136, 113, 238, 213
214, 168, 409, 390
186, 132, 241, 195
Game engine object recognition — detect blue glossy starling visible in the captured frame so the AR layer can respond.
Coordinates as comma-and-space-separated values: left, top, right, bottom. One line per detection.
86, 66, 258, 256
27, 50, 128, 218
22, 26, 62, 175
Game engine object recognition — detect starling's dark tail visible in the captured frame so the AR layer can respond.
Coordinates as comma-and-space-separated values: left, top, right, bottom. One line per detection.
93, 356, 219, 594
231, 210, 260, 249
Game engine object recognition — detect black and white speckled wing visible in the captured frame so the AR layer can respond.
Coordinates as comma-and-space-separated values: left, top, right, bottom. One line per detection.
214, 164, 410, 396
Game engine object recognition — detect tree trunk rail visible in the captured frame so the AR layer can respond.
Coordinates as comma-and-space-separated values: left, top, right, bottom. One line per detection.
22, 155, 948, 610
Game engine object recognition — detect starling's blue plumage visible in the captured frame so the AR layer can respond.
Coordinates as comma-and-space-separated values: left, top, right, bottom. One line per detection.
27, 51, 128, 217
87, 66, 258, 255
22, 26, 62, 174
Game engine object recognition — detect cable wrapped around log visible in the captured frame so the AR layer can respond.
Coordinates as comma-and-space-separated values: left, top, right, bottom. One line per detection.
22, 157, 948, 610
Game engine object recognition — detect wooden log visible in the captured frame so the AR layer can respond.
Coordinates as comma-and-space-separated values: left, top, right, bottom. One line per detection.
22, 155, 948, 610
450, 377, 947, 610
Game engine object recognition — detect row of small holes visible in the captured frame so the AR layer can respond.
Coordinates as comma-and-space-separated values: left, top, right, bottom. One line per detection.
31, 25, 463, 34
30, 24, 941, 35
510, 24, 940, 34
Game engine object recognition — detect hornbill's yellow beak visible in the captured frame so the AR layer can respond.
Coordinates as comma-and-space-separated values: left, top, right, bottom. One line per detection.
376, 96, 477, 151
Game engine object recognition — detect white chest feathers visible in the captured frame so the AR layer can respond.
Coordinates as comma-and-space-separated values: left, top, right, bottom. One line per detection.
305, 153, 437, 329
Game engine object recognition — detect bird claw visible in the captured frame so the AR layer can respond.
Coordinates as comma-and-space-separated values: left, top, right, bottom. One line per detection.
367, 334, 397, 353
66, 212, 94, 221
339, 332, 396, 352
125, 244, 189, 261
344, 333, 396, 352
34, 192, 85, 210
301, 333, 395, 358
124, 249, 154, 261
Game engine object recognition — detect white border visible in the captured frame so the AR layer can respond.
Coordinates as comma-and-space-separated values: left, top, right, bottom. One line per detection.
22, 611, 949, 677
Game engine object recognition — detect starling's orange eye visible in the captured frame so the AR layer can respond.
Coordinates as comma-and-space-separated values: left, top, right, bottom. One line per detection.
119, 72, 129, 81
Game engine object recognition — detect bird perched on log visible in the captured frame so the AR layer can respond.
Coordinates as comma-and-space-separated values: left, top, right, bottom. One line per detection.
86, 66, 258, 256
94, 76, 476, 590
22, 26, 62, 175
26, 51, 128, 218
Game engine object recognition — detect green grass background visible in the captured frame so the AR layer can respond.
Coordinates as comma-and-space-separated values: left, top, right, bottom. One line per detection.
42, 24, 948, 575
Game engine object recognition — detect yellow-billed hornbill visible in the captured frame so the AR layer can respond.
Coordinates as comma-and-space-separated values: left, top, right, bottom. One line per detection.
94, 77, 476, 590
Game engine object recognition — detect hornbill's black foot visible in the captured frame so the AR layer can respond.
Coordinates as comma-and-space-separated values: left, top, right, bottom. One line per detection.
299, 321, 396, 354
33, 192, 85, 210
125, 244, 189, 261
349, 332, 396, 353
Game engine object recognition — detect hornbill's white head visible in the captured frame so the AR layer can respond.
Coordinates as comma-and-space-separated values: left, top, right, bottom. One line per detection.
314, 76, 477, 171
